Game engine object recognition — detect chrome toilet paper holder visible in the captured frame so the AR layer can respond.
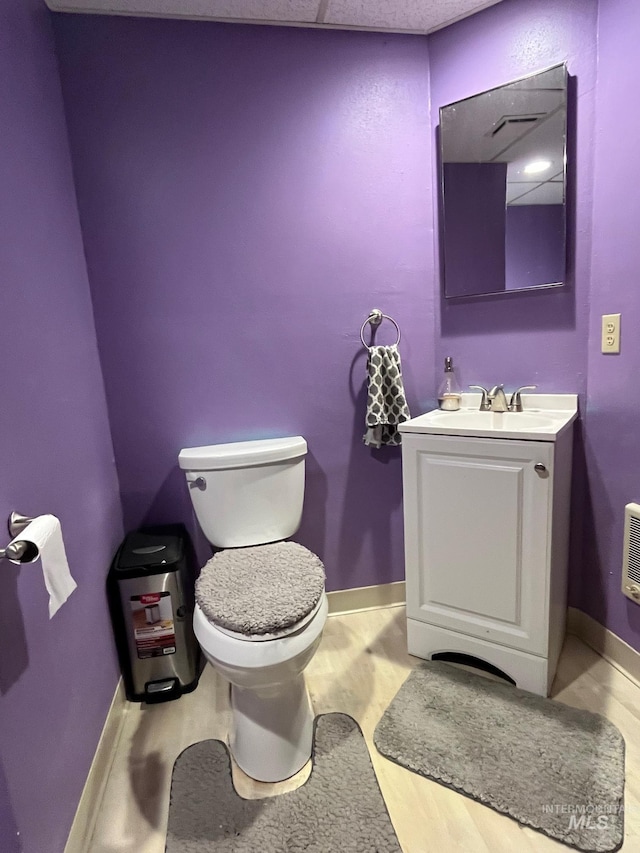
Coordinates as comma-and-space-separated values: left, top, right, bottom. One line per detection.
0, 512, 36, 562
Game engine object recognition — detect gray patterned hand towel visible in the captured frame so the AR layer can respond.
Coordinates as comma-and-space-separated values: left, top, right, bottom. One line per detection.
363, 345, 410, 448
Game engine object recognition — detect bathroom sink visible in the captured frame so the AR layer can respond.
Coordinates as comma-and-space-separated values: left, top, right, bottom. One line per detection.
400, 393, 578, 441
428, 411, 555, 430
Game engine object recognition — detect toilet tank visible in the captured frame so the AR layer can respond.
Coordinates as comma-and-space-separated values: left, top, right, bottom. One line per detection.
178, 437, 307, 549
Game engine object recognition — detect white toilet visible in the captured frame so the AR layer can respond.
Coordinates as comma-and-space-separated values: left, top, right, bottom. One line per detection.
178, 436, 328, 782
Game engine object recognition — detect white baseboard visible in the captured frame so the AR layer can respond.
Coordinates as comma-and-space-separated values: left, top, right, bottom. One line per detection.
64, 678, 127, 853
327, 581, 406, 616
567, 606, 640, 688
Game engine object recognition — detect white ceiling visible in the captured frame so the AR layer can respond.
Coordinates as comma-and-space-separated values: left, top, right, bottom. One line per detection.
441, 65, 567, 205
44, 0, 505, 35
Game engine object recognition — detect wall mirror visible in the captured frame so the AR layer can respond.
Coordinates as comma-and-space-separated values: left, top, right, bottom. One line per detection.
439, 63, 568, 299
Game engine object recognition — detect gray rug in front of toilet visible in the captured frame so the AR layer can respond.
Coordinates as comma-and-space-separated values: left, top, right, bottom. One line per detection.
166, 713, 401, 853
373, 662, 625, 853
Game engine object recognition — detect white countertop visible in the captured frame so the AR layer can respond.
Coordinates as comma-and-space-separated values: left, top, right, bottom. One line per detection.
399, 394, 578, 442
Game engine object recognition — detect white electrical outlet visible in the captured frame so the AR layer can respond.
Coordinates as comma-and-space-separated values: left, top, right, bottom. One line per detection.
602, 313, 621, 353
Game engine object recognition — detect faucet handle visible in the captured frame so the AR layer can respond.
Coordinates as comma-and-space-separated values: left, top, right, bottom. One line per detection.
509, 385, 537, 412
469, 385, 490, 411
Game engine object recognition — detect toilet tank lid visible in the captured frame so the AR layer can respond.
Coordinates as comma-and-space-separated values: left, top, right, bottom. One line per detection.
178, 436, 307, 471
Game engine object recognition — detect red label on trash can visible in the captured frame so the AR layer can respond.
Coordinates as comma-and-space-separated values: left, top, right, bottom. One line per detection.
130, 591, 176, 659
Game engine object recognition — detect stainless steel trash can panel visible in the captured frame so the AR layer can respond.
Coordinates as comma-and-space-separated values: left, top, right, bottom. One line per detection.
108, 525, 201, 703
118, 570, 199, 698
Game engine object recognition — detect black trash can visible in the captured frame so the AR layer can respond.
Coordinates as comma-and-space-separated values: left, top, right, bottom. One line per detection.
107, 524, 201, 704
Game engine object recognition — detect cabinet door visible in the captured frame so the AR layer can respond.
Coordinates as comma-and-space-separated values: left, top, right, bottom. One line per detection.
402, 434, 553, 655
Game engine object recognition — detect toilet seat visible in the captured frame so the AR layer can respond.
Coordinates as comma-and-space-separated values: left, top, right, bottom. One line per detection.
212, 595, 325, 642
195, 541, 325, 637
193, 594, 329, 670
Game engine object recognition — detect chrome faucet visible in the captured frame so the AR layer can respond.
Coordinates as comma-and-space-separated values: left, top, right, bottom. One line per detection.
470, 383, 538, 412
488, 385, 509, 412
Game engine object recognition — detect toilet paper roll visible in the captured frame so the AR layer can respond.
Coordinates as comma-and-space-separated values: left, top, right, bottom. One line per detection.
7, 515, 77, 618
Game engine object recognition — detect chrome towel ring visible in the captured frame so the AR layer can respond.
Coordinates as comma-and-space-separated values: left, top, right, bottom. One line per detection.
360, 308, 401, 348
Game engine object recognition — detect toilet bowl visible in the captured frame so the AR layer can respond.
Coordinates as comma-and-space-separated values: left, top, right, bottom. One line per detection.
179, 436, 328, 782
193, 594, 328, 781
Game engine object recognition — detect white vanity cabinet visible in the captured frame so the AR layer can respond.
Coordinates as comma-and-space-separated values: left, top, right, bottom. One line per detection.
400, 398, 576, 696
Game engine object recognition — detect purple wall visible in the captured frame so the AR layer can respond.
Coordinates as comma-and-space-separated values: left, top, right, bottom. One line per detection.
53, 16, 434, 593
581, 0, 640, 646
443, 162, 507, 296
428, 0, 599, 631
0, 3, 634, 849
0, 1, 123, 851
505, 204, 565, 290
429, 0, 640, 651
430, 0, 596, 396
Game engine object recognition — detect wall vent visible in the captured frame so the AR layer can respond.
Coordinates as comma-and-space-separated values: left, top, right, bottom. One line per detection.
622, 503, 640, 603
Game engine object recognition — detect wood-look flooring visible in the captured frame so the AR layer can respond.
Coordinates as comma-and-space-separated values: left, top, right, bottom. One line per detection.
87, 606, 640, 852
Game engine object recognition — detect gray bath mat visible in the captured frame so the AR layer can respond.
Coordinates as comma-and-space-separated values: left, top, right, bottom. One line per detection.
373, 662, 625, 853
166, 713, 401, 852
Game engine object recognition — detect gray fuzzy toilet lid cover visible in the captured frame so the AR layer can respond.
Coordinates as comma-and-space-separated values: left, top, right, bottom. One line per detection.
195, 541, 326, 636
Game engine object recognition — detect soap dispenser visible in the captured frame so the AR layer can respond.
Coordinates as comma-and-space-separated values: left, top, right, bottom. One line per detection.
438, 357, 461, 411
